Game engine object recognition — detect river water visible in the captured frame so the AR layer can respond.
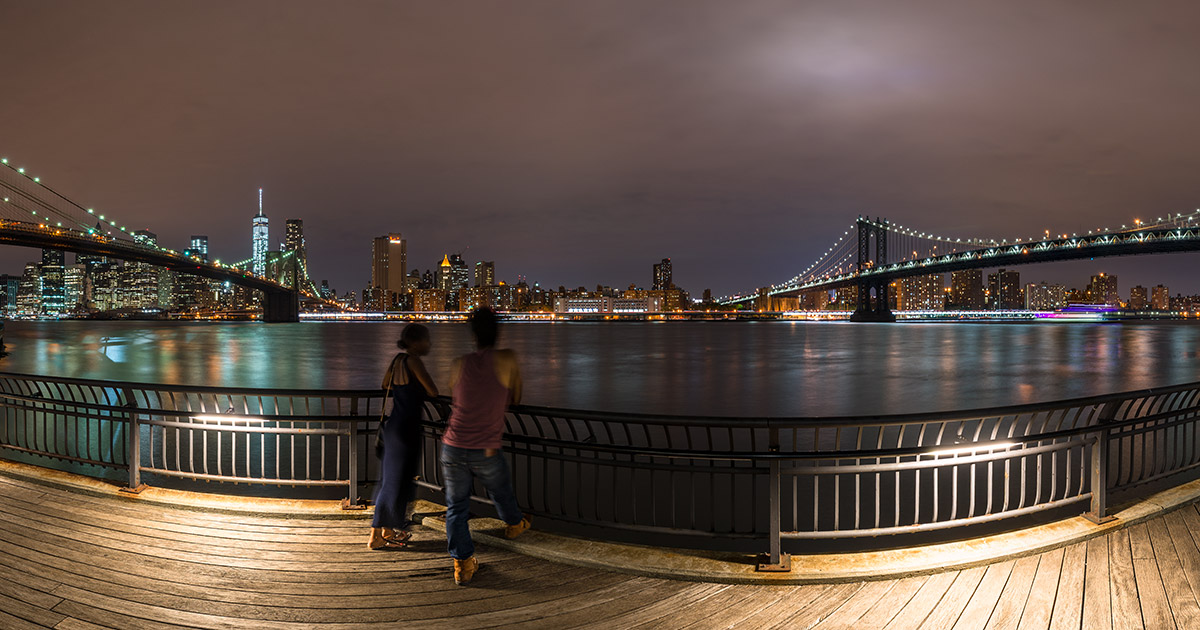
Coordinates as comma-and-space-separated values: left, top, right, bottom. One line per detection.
2, 320, 1199, 417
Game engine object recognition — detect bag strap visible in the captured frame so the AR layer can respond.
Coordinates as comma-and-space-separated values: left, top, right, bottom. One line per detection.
380, 353, 403, 423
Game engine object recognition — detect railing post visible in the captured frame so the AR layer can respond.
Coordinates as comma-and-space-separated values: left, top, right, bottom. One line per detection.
1084, 402, 1117, 524
342, 400, 365, 510
120, 389, 145, 494
757, 426, 792, 572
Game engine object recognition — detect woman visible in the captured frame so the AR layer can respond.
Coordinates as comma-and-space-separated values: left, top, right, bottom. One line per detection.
369, 323, 439, 550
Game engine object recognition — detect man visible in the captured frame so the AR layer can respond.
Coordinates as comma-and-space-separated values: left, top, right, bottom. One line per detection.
440, 307, 531, 585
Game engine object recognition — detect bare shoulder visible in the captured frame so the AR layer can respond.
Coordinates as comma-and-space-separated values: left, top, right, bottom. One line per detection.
494, 348, 519, 366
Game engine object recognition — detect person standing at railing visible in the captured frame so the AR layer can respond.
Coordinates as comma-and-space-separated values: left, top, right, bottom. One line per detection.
369, 323, 439, 550
440, 307, 531, 585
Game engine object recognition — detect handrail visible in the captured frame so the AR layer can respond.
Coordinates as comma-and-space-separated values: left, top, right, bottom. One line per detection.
2, 371, 1199, 571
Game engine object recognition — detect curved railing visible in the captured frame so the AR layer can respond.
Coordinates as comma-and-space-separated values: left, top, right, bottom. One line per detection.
1, 371, 1199, 567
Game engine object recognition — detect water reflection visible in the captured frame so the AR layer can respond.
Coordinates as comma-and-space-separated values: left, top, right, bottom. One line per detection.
3, 320, 1200, 417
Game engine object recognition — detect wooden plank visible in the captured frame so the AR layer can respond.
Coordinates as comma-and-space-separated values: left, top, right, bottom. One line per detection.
676, 586, 796, 630
882, 571, 959, 630
724, 583, 841, 630
508, 577, 696, 629
811, 579, 899, 630
52, 618, 114, 630
772, 581, 866, 629
0, 607, 48, 630
983, 555, 1041, 630
573, 583, 727, 629
1146, 515, 1200, 630
1128, 522, 1155, 560
950, 560, 1015, 630
0, 589, 67, 627
0, 560, 64, 608
916, 567, 986, 630
1016, 547, 1064, 630
1160, 510, 1200, 627
1132, 556, 1176, 629
853, 576, 929, 628
1048, 542, 1086, 630
633, 584, 774, 629
1081, 535, 1113, 630
1107, 529, 1144, 630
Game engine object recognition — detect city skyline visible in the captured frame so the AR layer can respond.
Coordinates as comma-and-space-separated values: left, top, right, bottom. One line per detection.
4, 3, 1200, 297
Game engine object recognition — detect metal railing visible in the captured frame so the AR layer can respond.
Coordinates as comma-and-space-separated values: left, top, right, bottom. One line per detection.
2, 371, 1199, 568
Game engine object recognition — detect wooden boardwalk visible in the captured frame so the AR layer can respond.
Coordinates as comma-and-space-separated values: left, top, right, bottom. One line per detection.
3, 471, 1200, 629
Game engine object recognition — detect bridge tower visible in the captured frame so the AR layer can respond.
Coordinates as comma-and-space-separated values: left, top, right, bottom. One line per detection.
850, 216, 896, 322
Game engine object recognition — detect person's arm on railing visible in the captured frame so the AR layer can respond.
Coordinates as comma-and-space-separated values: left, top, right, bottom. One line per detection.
407, 355, 439, 398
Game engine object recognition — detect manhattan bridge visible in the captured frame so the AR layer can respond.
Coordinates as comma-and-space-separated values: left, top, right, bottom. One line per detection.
0, 156, 338, 322
722, 212, 1200, 321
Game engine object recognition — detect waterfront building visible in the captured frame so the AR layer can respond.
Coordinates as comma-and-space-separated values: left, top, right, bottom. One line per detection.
1129, 286, 1148, 310
987, 269, 1022, 309
1025, 282, 1067, 311
414, 288, 449, 312
833, 286, 858, 310
459, 286, 491, 311
448, 254, 470, 289
436, 255, 453, 292
950, 269, 985, 309
16, 262, 41, 316
190, 235, 209, 262
1087, 273, 1119, 306
89, 263, 120, 311
64, 264, 86, 312
800, 291, 830, 311
39, 248, 65, 315
319, 280, 333, 300
662, 287, 690, 312
475, 261, 495, 288
1152, 284, 1169, 311
252, 189, 269, 278
370, 234, 408, 308
897, 274, 944, 310
0, 274, 19, 314
653, 258, 673, 291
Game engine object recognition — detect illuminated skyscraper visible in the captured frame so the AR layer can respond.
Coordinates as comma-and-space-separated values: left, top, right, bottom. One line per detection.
190, 235, 208, 262
653, 258, 672, 291
475, 261, 495, 287
252, 189, 268, 277
370, 234, 407, 309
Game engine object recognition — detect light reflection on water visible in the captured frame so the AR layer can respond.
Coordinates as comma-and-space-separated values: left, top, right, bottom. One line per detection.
2, 320, 1199, 417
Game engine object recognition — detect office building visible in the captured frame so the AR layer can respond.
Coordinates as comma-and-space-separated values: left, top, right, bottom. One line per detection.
17, 262, 41, 316
189, 235, 209, 262
475, 261, 495, 288
252, 188, 268, 277
0, 274, 19, 314
950, 269, 985, 309
39, 248, 65, 315
371, 234, 407, 308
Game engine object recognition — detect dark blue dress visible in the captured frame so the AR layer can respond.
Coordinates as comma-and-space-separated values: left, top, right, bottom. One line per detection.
372, 355, 426, 529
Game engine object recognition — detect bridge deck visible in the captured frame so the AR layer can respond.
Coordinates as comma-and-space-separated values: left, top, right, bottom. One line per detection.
1, 471, 1199, 629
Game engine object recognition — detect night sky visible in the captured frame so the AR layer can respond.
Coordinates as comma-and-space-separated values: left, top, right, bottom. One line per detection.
4, 1, 1200, 298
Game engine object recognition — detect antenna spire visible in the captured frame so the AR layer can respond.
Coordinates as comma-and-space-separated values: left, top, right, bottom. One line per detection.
258, 188, 263, 216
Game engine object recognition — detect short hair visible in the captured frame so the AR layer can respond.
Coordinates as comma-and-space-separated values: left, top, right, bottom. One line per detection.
469, 307, 499, 348
397, 323, 430, 350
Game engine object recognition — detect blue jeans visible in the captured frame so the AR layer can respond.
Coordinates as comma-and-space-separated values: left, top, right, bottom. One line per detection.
439, 443, 525, 560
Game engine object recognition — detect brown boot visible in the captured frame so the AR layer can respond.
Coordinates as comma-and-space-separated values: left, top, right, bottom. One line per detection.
454, 556, 479, 585
504, 515, 532, 539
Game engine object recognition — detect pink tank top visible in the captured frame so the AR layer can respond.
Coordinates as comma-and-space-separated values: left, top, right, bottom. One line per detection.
442, 349, 510, 450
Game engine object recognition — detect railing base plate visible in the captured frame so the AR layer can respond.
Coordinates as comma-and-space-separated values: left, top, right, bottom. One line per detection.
1082, 512, 1117, 525
342, 498, 368, 511
756, 553, 792, 572
118, 484, 147, 495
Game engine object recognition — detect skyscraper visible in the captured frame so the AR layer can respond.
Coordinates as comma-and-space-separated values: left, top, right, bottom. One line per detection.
39, 248, 65, 315
1152, 284, 1170, 310
653, 258, 673, 291
448, 254, 470, 289
370, 234, 407, 308
475, 261, 495, 287
285, 220, 306, 272
190, 235, 209, 262
252, 189, 268, 277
